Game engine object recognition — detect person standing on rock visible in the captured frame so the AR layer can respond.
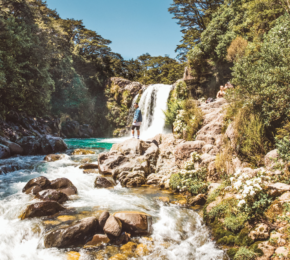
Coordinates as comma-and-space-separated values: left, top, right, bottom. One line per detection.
132, 103, 142, 139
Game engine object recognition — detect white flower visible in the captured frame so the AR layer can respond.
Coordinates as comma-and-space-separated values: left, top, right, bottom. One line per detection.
238, 200, 246, 207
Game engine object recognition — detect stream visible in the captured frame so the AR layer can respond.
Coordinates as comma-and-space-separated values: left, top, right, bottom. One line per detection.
0, 138, 227, 260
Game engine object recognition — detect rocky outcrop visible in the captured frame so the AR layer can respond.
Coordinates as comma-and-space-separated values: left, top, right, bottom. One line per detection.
0, 136, 23, 155
94, 176, 115, 188
22, 176, 51, 195
103, 216, 123, 237
0, 144, 10, 159
44, 217, 99, 248
61, 120, 94, 138
50, 178, 78, 196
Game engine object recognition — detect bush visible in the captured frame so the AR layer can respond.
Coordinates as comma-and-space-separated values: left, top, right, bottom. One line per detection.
234, 247, 256, 260
276, 136, 290, 163
224, 213, 248, 233
227, 36, 248, 62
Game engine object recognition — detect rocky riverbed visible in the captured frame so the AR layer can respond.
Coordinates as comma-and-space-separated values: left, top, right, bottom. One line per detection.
0, 138, 227, 260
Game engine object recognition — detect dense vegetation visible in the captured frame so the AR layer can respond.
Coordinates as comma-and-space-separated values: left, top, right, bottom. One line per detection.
0, 0, 184, 135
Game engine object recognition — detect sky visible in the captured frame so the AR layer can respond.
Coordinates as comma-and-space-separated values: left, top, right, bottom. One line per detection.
45, 0, 182, 60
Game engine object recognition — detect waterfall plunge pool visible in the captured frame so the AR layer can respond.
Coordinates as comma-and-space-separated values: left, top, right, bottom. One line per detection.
0, 138, 227, 260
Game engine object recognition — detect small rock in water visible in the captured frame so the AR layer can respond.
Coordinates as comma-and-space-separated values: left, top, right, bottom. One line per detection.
36, 189, 69, 204
44, 154, 65, 162
22, 176, 51, 194
79, 163, 98, 169
188, 194, 207, 206
83, 169, 98, 174
114, 232, 131, 245
95, 176, 115, 188
99, 211, 110, 228
72, 149, 95, 155
44, 217, 99, 248
20, 201, 65, 219
103, 216, 122, 237
84, 234, 110, 248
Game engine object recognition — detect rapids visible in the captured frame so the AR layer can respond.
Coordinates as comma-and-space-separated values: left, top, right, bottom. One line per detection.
0, 138, 227, 260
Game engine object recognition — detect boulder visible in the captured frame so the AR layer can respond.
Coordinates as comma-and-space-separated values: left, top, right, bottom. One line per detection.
50, 178, 78, 196
79, 124, 94, 138
95, 176, 115, 188
16, 136, 41, 155
21, 201, 65, 219
36, 189, 69, 204
83, 169, 98, 174
72, 149, 94, 155
0, 144, 10, 159
188, 194, 207, 206
84, 234, 110, 247
249, 223, 270, 241
79, 163, 98, 169
99, 211, 110, 228
0, 137, 23, 155
146, 174, 163, 185
44, 217, 99, 248
267, 183, 290, 196
118, 171, 146, 187
174, 141, 205, 166
103, 216, 122, 237
45, 135, 67, 153
98, 152, 129, 175
44, 154, 65, 162
22, 176, 51, 194
269, 232, 286, 246
113, 211, 152, 236
273, 247, 289, 260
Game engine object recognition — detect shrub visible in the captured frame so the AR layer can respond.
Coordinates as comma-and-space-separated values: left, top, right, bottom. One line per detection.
226, 36, 248, 62
224, 214, 248, 233
276, 136, 290, 163
234, 247, 256, 260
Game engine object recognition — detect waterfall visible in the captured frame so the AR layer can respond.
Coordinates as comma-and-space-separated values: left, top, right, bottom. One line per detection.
138, 84, 172, 140
126, 94, 139, 127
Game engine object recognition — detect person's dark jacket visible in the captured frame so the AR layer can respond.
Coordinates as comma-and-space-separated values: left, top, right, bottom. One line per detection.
133, 108, 142, 123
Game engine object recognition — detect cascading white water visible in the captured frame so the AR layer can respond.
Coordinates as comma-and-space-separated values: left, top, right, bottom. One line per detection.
138, 84, 172, 140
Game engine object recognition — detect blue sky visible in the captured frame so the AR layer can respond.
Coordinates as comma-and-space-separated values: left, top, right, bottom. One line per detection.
45, 0, 182, 60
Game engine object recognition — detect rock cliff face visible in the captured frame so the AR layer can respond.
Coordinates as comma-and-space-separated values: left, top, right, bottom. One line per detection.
104, 77, 146, 137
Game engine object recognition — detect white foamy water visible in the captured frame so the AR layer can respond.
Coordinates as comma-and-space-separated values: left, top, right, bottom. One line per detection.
0, 139, 226, 260
137, 84, 172, 140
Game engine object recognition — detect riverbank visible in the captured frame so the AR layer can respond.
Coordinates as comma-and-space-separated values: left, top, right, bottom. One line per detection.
0, 138, 226, 260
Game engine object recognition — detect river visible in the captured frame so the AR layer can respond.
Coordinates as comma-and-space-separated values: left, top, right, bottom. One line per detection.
0, 138, 227, 260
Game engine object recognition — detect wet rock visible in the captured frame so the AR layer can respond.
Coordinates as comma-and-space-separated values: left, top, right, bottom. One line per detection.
83, 169, 98, 174
44, 217, 99, 248
146, 174, 163, 185
114, 211, 152, 236
44, 154, 65, 162
249, 223, 270, 241
0, 144, 10, 159
84, 234, 110, 247
22, 176, 51, 194
136, 244, 149, 257
0, 137, 23, 155
103, 216, 122, 237
95, 176, 115, 188
50, 178, 78, 196
16, 136, 41, 155
72, 149, 94, 155
174, 141, 205, 167
267, 183, 290, 196
21, 201, 65, 219
115, 232, 131, 245
61, 120, 80, 138
44, 135, 67, 153
256, 241, 275, 260
99, 211, 110, 228
36, 189, 69, 204
79, 163, 98, 169
118, 171, 146, 187
188, 194, 207, 206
